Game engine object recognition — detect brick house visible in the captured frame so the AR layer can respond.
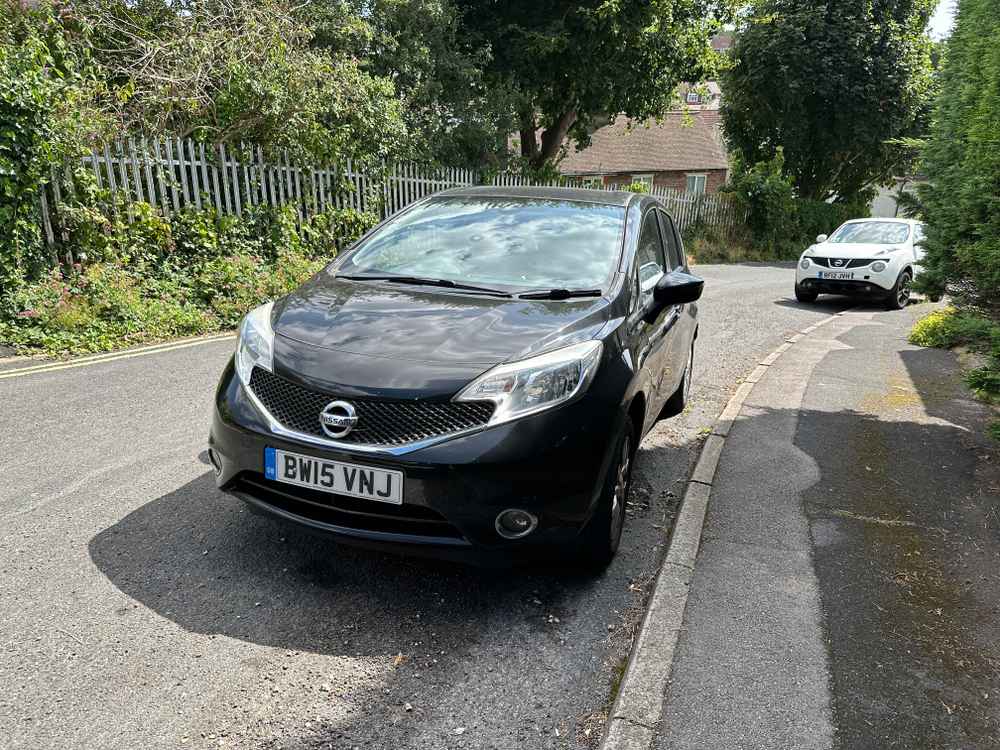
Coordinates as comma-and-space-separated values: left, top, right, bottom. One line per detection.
557, 111, 729, 194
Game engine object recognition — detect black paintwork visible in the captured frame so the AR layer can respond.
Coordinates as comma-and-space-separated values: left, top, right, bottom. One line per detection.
209, 188, 701, 563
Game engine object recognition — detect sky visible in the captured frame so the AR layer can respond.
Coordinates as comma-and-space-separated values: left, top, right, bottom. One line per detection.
929, 0, 957, 39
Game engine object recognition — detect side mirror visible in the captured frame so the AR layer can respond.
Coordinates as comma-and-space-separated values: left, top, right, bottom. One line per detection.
653, 270, 704, 305
816, 234, 828, 243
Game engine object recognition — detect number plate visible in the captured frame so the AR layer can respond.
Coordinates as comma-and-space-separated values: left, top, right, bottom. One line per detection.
819, 270, 854, 280
264, 447, 403, 504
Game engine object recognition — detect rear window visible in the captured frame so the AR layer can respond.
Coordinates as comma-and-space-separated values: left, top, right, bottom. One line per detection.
337, 197, 626, 291
829, 221, 911, 244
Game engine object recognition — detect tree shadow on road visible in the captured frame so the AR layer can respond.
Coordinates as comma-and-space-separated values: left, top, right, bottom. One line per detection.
794, 342, 1000, 749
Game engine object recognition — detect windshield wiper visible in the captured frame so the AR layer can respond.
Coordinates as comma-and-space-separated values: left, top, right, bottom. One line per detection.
338, 275, 511, 297
517, 288, 603, 300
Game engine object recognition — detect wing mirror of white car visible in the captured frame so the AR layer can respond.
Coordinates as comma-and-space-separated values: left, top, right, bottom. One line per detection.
816, 234, 828, 243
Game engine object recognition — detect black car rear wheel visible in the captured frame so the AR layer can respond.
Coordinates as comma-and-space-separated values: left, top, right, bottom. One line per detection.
577, 414, 635, 569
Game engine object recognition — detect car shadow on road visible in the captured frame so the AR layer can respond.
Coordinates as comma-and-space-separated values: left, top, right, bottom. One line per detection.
772, 296, 931, 314
86, 433, 693, 745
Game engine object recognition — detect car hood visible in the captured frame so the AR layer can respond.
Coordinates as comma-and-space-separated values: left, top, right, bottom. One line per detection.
269, 272, 613, 397
810, 242, 902, 258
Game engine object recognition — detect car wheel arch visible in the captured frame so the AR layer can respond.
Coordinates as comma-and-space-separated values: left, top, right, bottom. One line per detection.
627, 392, 647, 446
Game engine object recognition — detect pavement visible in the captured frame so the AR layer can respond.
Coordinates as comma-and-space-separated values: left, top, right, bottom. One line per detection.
0, 263, 855, 750
653, 303, 1000, 749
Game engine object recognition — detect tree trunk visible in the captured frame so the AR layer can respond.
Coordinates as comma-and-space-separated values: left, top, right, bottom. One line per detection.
532, 110, 577, 169
519, 111, 538, 161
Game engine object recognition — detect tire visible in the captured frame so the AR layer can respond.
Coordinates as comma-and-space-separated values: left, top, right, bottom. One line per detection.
576, 414, 636, 569
885, 269, 913, 310
795, 284, 819, 303
660, 340, 694, 418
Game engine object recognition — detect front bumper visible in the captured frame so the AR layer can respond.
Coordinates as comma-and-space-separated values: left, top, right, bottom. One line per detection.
208, 359, 626, 563
795, 261, 896, 295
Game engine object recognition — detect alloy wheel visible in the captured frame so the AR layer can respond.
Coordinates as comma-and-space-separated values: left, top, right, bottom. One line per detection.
683, 346, 694, 403
898, 273, 912, 307
609, 432, 632, 548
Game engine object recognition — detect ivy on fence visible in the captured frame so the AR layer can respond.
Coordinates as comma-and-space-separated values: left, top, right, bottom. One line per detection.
38, 137, 745, 252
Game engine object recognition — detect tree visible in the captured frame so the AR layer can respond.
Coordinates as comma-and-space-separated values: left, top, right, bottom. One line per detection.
915, 0, 1000, 312
307, 0, 516, 167
722, 0, 936, 202
452, 0, 729, 169
68, 0, 409, 164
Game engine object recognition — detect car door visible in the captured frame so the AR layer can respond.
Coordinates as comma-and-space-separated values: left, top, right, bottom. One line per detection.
657, 209, 696, 397
630, 208, 673, 420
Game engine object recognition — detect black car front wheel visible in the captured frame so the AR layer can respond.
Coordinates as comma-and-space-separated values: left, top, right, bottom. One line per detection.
577, 414, 636, 569
795, 283, 819, 303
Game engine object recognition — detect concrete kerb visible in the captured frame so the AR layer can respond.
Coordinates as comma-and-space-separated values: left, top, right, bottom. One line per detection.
598, 309, 852, 750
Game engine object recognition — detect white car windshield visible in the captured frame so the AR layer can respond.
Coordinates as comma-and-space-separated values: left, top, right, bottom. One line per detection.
336, 197, 626, 291
829, 221, 910, 244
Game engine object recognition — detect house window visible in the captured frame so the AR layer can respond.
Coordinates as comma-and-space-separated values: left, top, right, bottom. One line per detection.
685, 91, 701, 105
580, 175, 603, 189
685, 173, 707, 194
632, 173, 654, 191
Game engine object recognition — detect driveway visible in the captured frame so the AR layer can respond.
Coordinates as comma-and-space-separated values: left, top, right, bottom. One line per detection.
0, 264, 851, 749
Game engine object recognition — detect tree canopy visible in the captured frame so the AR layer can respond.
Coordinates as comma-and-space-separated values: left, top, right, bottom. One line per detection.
453, 0, 731, 169
722, 0, 936, 202
915, 0, 1000, 312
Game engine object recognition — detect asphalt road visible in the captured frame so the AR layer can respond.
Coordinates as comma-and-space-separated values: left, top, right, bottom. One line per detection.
0, 263, 852, 750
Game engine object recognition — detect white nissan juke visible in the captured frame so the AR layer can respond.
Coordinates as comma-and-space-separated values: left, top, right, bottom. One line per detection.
795, 218, 926, 309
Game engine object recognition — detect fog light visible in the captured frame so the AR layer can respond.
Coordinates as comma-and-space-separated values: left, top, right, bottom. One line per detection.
800, 258, 811, 269
871, 261, 887, 272
495, 509, 538, 539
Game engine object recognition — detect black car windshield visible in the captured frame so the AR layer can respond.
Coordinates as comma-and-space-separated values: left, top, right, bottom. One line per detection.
829, 221, 910, 244
336, 197, 626, 292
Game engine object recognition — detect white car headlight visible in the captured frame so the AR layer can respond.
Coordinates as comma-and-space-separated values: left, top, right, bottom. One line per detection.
235, 301, 275, 385
800, 257, 811, 269
871, 261, 887, 272
455, 340, 603, 425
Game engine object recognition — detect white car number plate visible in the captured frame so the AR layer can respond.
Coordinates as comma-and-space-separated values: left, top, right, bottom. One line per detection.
819, 270, 854, 280
264, 447, 403, 504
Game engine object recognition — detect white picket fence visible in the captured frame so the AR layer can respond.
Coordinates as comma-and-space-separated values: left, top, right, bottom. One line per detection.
38, 137, 743, 246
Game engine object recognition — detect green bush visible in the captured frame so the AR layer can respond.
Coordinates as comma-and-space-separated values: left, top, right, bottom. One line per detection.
909, 307, 1000, 437
908, 307, 1000, 351
0, 202, 377, 355
0, 7, 108, 302
718, 151, 869, 260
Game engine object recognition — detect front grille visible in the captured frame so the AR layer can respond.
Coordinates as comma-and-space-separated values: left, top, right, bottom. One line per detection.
233, 472, 464, 540
248, 367, 495, 447
812, 257, 877, 269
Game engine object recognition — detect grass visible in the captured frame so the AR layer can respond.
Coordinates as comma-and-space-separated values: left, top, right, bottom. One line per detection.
909, 306, 1000, 438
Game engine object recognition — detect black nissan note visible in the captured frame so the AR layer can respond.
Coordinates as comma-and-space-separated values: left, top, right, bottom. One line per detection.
208, 186, 702, 567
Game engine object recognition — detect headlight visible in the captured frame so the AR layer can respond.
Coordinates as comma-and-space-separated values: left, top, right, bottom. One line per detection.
455, 340, 603, 425
871, 261, 887, 272
235, 301, 275, 385
800, 258, 811, 269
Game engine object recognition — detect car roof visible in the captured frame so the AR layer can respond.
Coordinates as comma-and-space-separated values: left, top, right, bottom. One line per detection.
436, 185, 638, 207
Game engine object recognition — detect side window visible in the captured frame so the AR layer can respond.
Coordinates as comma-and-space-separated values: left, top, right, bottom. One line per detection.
658, 211, 683, 269
635, 211, 666, 300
